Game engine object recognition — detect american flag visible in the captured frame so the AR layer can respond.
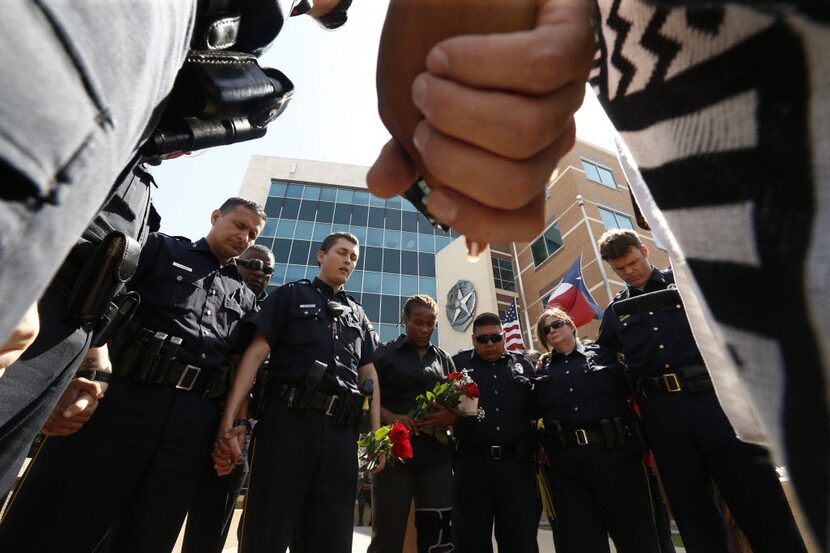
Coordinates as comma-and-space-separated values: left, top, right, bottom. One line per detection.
502, 299, 525, 352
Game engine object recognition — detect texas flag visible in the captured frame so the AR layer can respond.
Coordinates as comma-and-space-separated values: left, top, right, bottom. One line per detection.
542, 255, 604, 327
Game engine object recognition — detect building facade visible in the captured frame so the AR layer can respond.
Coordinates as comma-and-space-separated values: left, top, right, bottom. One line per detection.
238, 143, 669, 353
238, 155, 461, 345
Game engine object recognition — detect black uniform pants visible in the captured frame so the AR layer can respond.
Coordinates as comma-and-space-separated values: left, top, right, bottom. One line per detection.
368, 457, 453, 553
545, 439, 661, 553
239, 399, 358, 553
453, 449, 538, 553
0, 377, 219, 553
639, 389, 806, 553
0, 287, 90, 498
182, 432, 250, 553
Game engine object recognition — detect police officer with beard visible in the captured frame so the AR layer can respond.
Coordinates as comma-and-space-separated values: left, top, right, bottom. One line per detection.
0, 198, 265, 553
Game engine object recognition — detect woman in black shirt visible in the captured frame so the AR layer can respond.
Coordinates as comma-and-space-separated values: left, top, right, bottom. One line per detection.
368, 294, 457, 553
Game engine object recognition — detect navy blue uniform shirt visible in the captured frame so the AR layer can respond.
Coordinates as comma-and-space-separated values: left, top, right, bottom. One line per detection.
534, 342, 630, 427
251, 277, 376, 394
128, 233, 257, 370
452, 349, 535, 447
597, 267, 704, 377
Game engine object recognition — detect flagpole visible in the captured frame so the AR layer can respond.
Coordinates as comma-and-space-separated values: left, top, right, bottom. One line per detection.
511, 242, 535, 348
577, 194, 614, 303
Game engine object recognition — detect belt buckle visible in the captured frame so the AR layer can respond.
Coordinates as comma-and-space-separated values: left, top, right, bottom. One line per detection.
324, 395, 339, 416
490, 445, 502, 460
662, 373, 682, 393
575, 429, 588, 446
176, 365, 200, 391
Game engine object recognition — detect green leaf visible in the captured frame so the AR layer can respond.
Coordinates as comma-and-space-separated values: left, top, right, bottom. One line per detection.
374, 426, 390, 440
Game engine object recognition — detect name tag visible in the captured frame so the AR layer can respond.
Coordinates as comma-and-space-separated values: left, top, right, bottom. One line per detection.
299, 304, 317, 309
172, 262, 192, 272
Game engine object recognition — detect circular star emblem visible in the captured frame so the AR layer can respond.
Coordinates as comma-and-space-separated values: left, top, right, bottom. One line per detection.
446, 280, 477, 331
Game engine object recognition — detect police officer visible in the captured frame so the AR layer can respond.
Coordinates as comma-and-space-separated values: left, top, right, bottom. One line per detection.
182, 243, 275, 553
452, 312, 538, 553
216, 231, 381, 553
596, 229, 806, 553
0, 163, 160, 497
0, 197, 265, 553
534, 307, 662, 553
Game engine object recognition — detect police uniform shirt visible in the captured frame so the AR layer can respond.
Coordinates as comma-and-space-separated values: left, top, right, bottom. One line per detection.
374, 334, 456, 465
452, 350, 535, 447
597, 267, 704, 377
534, 342, 630, 427
250, 277, 376, 395
128, 233, 257, 370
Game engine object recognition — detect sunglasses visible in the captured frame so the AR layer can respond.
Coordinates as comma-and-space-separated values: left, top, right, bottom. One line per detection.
474, 333, 504, 344
237, 258, 274, 275
543, 320, 568, 334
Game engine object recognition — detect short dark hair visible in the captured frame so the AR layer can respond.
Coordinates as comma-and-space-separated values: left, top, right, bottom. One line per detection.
242, 244, 275, 264
316, 0, 352, 29
320, 232, 359, 254
219, 197, 266, 220
472, 312, 502, 333
403, 294, 438, 320
598, 229, 643, 261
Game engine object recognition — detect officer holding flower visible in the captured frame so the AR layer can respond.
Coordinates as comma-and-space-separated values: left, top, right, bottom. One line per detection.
452, 312, 537, 553
368, 294, 457, 553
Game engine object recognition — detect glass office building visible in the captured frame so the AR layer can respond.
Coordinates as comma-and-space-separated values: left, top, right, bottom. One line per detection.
254, 179, 460, 344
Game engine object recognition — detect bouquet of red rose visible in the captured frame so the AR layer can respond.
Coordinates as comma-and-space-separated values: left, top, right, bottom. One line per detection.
410, 369, 486, 444
358, 422, 413, 471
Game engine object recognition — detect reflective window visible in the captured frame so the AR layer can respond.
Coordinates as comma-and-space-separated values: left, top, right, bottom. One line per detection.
598, 207, 634, 231
281, 199, 300, 220
370, 194, 386, 208
351, 205, 369, 227
261, 219, 278, 238
401, 232, 418, 251
366, 228, 384, 247
384, 229, 402, 249
333, 203, 351, 225
417, 214, 434, 234
286, 183, 304, 199
383, 249, 401, 273
336, 188, 354, 204
319, 187, 337, 202
368, 207, 385, 229
349, 226, 367, 245
269, 181, 287, 197
386, 195, 402, 209
302, 185, 320, 200
264, 196, 282, 218
307, 243, 320, 265
382, 273, 400, 295
271, 263, 287, 286
418, 233, 434, 253
418, 253, 435, 277
381, 294, 401, 324
363, 271, 382, 294
491, 256, 516, 292
289, 240, 311, 265
402, 211, 419, 233
581, 159, 617, 189
401, 251, 418, 275
401, 275, 419, 297
273, 239, 291, 263
255, 236, 274, 249
276, 219, 296, 239
294, 221, 314, 240
419, 277, 436, 298
435, 235, 452, 252
385, 209, 402, 230
346, 270, 363, 293
316, 202, 334, 223
531, 223, 564, 267
362, 293, 381, 322
312, 223, 332, 240
285, 264, 305, 282
363, 247, 383, 272
353, 190, 371, 205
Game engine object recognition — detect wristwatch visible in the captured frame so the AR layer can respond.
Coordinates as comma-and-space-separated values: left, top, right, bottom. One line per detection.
233, 418, 252, 432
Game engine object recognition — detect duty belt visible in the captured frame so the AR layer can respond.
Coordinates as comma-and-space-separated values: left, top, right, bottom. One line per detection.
458, 440, 533, 462
276, 383, 361, 427
637, 364, 712, 395
545, 417, 633, 450
109, 327, 230, 399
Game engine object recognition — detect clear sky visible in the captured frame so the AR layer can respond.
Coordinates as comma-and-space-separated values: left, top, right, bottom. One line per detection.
152, 1, 619, 239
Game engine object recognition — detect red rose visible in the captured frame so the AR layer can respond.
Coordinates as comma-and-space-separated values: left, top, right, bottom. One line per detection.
389, 423, 409, 443
392, 439, 413, 460
463, 382, 480, 399
447, 371, 462, 382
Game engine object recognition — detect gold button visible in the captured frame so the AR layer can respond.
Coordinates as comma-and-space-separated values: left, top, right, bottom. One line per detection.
653, 327, 659, 331
659, 344, 665, 349
176, 275, 183, 282
664, 363, 671, 369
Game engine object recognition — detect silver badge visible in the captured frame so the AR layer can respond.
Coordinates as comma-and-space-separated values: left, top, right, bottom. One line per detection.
515, 363, 524, 375
446, 280, 477, 331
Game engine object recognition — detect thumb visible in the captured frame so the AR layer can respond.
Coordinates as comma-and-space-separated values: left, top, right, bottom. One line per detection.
63, 390, 96, 418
